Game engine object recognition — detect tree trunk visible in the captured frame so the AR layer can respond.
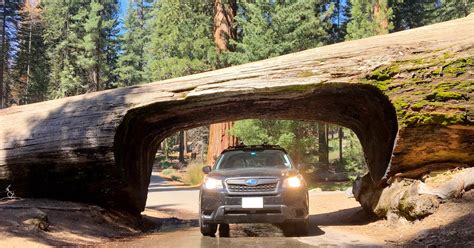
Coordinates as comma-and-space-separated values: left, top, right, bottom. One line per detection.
207, 0, 239, 165
339, 127, 343, 162
207, 122, 238, 165
26, 21, 32, 89
0, 2, 7, 108
213, 0, 236, 52
178, 130, 185, 163
163, 138, 168, 160
373, 0, 390, 34
318, 123, 329, 171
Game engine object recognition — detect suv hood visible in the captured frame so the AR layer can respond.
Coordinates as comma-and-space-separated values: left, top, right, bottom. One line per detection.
208, 167, 299, 179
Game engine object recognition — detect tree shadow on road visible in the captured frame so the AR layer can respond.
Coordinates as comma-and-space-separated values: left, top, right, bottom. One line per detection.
309, 206, 378, 226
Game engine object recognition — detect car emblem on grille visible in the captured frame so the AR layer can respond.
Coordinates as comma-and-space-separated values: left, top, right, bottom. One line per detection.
245, 179, 258, 186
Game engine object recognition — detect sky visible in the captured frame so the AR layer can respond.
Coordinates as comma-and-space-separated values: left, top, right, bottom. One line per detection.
119, 0, 128, 18
118, 0, 129, 33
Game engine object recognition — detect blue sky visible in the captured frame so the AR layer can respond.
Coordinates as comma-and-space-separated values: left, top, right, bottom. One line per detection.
119, 0, 128, 18
117, 0, 129, 33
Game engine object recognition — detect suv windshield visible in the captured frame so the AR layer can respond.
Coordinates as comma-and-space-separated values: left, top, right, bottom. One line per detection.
215, 149, 293, 170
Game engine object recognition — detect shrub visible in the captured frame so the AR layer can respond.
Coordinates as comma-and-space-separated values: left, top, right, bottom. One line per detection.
184, 162, 205, 186
161, 168, 177, 176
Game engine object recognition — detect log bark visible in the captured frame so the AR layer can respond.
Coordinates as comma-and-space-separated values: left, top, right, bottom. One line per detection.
0, 15, 473, 214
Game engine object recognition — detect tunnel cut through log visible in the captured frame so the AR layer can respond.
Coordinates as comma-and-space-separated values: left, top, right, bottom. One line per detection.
1, 15, 473, 215
114, 83, 398, 213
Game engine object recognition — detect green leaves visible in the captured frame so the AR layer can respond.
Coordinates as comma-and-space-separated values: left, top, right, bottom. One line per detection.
346, 0, 393, 40
115, 0, 152, 87
225, 0, 333, 65
42, 0, 119, 98
144, 0, 216, 81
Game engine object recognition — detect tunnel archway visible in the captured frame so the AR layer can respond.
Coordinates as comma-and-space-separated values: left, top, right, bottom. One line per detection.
114, 83, 398, 214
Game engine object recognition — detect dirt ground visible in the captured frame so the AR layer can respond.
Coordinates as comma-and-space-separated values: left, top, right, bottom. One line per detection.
307, 190, 474, 247
0, 190, 472, 247
0, 199, 143, 247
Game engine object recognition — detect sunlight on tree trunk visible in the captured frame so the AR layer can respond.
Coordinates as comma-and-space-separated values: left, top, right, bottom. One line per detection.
207, 122, 238, 165
207, 0, 239, 165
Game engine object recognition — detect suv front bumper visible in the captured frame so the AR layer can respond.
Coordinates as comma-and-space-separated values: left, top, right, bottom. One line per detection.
200, 189, 308, 224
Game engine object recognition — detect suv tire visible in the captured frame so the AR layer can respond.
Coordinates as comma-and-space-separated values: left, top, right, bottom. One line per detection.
218, 223, 230, 237
200, 221, 217, 236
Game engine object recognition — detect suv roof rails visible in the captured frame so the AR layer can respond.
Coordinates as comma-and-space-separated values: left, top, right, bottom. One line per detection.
223, 144, 285, 151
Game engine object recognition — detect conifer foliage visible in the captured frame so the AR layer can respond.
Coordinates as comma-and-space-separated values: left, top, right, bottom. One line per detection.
0, 0, 471, 107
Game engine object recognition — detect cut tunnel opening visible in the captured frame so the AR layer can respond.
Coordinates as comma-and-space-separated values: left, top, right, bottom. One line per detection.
114, 83, 398, 214
144, 119, 370, 237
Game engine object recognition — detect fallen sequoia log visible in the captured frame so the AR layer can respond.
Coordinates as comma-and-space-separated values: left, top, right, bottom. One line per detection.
353, 168, 474, 220
0, 15, 473, 214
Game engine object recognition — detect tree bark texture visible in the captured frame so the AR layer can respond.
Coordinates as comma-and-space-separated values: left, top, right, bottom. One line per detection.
207, 122, 238, 166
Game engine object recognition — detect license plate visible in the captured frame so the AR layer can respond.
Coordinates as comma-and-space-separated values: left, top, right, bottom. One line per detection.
242, 197, 263, 208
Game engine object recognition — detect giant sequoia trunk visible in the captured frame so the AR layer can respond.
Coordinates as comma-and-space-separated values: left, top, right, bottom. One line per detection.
207, 122, 238, 165
207, 0, 239, 164
213, 0, 236, 52
0, 15, 473, 214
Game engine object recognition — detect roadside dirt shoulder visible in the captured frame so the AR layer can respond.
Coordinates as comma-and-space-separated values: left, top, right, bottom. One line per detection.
0, 198, 142, 247
309, 190, 474, 247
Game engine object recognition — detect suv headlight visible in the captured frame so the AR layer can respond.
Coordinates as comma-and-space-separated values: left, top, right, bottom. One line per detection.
204, 177, 223, 190
283, 175, 303, 188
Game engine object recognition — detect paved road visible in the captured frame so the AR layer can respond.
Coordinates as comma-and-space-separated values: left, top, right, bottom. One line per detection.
125, 173, 381, 247
146, 172, 199, 214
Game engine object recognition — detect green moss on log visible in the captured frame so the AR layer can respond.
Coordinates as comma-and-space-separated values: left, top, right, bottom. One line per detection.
367, 64, 400, 81
402, 112, 466, 126
442, 57, 474, 77
425, 91, 466, 101
392, 99, 410, 115
362, 54, 472, 127
411, 100, 444, 111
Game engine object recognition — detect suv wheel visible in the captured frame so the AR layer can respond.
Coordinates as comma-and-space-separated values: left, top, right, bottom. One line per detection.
218, 223, 230, 237
200, 218, 217, 236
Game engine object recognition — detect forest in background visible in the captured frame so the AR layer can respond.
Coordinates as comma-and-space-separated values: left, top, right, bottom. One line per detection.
1, 0, 472, 179
1, 0, 472, 106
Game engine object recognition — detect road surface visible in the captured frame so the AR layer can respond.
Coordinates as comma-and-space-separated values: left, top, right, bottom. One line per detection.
106, 172, 383, 247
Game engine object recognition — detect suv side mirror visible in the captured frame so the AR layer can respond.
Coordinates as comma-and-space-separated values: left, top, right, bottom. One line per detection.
297, 163, 306, 171
202, 166, 212, 174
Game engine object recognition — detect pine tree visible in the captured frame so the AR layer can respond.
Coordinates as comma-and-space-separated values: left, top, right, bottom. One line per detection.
43, 0, 119, 98
391, 0, 436, 31
115, 0, 152, 87
145, 0, 217, 81
345, 0, 393, 40
12, 0, 49, 104
392, 0, 472, 32
225, 0, 333, 65
76, 0, 120, 92
223, 1, 276, 65
43, 1, 81, 98
0, 0, 21, 108
327, 0, 349, 42
436, 0, 473, 22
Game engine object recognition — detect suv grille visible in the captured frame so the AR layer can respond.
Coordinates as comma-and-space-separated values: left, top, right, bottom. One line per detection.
225, 177, 279, 193
227, 183, 277, 192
